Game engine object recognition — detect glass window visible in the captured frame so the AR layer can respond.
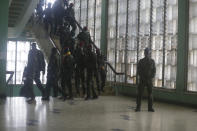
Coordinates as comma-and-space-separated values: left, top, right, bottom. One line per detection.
188, 0, 197, 91
81, 0, 88, 27
6, 41, 16, 84
107, 0, 117, 82
116, 0, 127, 82
107, 0, 178, 89
16, 41, 30, 84
164, 0, 177, 89
95, 0, 102, 48
127, 0, 138, 84
151, 0, 164, 87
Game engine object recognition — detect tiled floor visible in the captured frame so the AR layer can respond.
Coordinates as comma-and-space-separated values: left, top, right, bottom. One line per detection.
0, 96, 196, 131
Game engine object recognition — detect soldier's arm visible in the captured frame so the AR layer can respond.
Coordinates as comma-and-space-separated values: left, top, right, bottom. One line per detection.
27, 51, 32, 67
151, 59, 156, 78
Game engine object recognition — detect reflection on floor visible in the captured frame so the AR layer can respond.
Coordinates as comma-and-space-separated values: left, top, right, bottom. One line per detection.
0, 96, 196, 131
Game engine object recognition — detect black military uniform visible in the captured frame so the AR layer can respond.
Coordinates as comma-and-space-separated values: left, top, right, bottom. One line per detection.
26, 43, 46, 103
53, 1, 64, 35
61, 48, 74, 100
93, 54, 101, 95
44, 3, 53, 33
74, 43, 86, 96
20, 66, 34, 99
65, 3, 76, 36
36, 2, 43, 23
96, 49, 106, 92
135, 48, 156, 112
77, 27, 92, 48
42, 48, 59, 101
85, 45, 98, 100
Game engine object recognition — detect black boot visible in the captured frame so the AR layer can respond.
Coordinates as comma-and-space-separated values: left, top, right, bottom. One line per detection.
148, 108, 155, 112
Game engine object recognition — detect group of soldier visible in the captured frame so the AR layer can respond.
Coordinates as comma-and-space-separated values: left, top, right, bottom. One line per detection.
22, 40, 106, 104
22, 0, 157, 112
21, 0, 107, 104
36, 0, 76, 36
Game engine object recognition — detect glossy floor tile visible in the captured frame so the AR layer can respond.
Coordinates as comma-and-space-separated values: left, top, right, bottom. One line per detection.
0, 96, 196, 131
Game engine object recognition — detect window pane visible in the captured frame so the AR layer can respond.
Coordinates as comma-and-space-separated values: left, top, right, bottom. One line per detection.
95, 0, 102, 48
81, 0, 87, 27
127, 0, 138, 84
151, 0, 164, 87
16, 41, 30, 84
107, 0, 116, 82
116, 0, 127, 82
188, 0, 197, 91
6, 41, 16, 84
164, 0, 178, 89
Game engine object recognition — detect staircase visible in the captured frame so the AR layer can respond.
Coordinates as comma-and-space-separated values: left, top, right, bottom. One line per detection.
27, 21, 61, 62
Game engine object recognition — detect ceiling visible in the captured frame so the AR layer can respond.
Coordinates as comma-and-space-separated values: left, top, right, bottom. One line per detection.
9, 0, 28, 28
8, 0, 38, 38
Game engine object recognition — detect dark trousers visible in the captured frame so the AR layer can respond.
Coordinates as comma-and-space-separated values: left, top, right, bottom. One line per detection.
94, 70, 100, 92
86, 69, 97, 98
136, 79, 153, 110
45, 76, 58, 98
100, 69, 106, 91
33, 71, 45, 97
75, 67, 85, 95
25, 77, 34, 99
61, 75, 73, 98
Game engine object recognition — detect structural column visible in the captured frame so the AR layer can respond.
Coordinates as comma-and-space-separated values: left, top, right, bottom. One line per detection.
0, 0, 9, 96
100, 0, 108, 56
176, 0, 189, 94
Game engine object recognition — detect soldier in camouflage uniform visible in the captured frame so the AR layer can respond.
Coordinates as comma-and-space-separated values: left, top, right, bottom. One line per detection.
61, 48, 75, 100
26, 43, 46, 104
135, 48, 156, 112
65, 3, 76, 36
74, 42, 86, 96
96, 49, 106, 93
42, 48, 59, 101
77, 27, 92, 48
85, 45, 98, 100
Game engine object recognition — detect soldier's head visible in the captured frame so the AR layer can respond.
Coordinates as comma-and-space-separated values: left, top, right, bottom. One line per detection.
144, 48, 151, 58
48, 3, 51, 8
31, 43, 37, 50
82, 26, 88, 32
69, 3, 74, 8
51, 47, 57, 55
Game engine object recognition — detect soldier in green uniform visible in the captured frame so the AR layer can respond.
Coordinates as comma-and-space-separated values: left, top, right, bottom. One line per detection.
135, 48, 156, 112
42, 48, 59, 101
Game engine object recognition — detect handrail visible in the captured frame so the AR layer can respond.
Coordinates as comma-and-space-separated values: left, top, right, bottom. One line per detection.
49, 37, 61, 55
105, 61, 124, 75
